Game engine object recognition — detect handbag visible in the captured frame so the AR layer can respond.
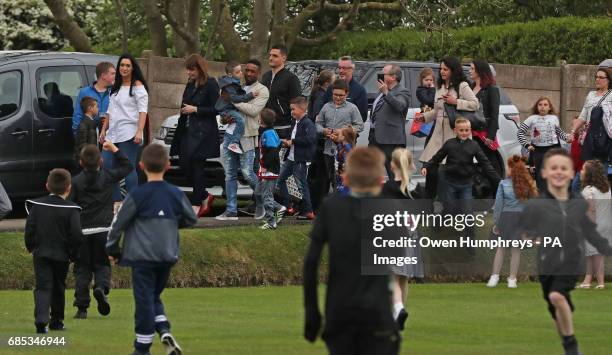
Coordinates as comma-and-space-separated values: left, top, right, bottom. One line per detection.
410, 120, 433, 138
581, 90, 611, 161
444, 102, 486, 130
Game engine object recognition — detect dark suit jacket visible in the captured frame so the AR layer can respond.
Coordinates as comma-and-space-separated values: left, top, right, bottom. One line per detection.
170, 78, 220, 173
74, 116, 97, 159
371, 84, 411, 145
474, 85, 500, 140
284, 115, 317, 162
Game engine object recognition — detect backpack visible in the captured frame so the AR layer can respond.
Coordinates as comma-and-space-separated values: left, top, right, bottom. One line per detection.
582, 90, 611, 160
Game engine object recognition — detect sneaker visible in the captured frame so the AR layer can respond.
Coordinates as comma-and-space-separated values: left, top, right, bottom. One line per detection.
286, 207, 297, 216
94, 287, 111, 316
296, 212, 315, 220
486, 274, 499, 288
35, 323, 48, 334
238, 203, 256, 216
49, 321, 65, 331
275, 206, 287, 224
197, 194, 215, 217
260, 222, 277, 230
74, 308, 87, 319
254, 205, 265, 220
160, 332, 183, 355
507, 278, 518, 289
228, 143, 243, 154
397, 308, 409, 330
215, 211, 238, 221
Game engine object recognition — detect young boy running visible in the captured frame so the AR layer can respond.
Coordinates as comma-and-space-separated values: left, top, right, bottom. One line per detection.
521, 148, 612, 355
106, 144, 197, 355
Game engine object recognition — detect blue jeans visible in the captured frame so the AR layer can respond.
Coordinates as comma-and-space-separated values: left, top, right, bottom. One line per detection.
571, 172, 581, 193
256, 179, 282, 224
277, 160, 312, 214
445, 180, 474, 236
222, 146, 261, 214
131, 264, 172, 352
102, 139, 140, 201
222, 110, 245, 148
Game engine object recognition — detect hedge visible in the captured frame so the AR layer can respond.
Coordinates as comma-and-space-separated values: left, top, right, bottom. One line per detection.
291, 16, 612, 66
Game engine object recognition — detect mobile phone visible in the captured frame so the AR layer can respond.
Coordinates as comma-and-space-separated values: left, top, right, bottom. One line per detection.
377, 73, 384, 82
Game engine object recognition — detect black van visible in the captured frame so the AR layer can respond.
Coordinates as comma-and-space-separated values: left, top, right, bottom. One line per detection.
0, 51, 119, 201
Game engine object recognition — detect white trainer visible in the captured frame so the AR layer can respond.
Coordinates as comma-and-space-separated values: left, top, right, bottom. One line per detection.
507, 278, 518, 289
486, 274, 500, 288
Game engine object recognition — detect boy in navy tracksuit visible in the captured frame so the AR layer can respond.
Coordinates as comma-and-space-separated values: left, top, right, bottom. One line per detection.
25, 169, 83, 333
256, 108, 285, 230
106, 144, 197, 355
70, 142, 133, 319
277, 96, 317, 220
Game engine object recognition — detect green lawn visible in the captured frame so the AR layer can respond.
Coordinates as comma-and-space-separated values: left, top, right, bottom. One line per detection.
1, 284, 611, 355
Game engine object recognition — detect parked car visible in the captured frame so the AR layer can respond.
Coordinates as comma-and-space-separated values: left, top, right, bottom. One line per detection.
156, 60, 522, 198
0, 51, 151, 201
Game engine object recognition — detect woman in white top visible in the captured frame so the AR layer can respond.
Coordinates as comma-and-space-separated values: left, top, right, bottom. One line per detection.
100, 54, 149, 201
414, 56, 479, 198
578, 160, 612, 290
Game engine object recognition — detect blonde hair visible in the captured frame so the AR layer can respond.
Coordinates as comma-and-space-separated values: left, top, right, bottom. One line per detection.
391, 148, 415, 197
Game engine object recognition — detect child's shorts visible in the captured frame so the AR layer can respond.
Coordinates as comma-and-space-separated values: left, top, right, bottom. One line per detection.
539, 274, 577, 319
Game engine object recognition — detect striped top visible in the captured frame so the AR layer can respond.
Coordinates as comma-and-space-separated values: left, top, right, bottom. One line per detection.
517, 114, 570, 148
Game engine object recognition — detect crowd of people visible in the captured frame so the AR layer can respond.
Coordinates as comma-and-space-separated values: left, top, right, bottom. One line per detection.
6, 47, 612, 355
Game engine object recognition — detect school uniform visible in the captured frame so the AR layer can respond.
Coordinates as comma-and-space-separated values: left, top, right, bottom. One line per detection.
304, 194, 400, 355
70, 149, 133, 311
24, 195, 83, 328
520, 190, 612, 319
106, 181, 196, 353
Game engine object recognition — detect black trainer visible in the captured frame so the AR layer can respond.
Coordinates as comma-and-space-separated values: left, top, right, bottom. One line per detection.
161, 332, 183, 355
74, 308, 87, 319
35, 323, 48, 334
49, 320, 65, 331
238, 202, 256, 216
397, 308, 409, 330
130, 350, 151, 355
93, 287, 110, 316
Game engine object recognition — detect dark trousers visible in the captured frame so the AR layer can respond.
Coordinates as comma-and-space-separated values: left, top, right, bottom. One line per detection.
73, 232, 112, 309
475, 139, 502, 177
132, 264, 173, 352
531, 145, 559, 192
277, 160, 312, 214
33, 257, 69, 325
445, 179, 474, 237
368, 129, 404, 181
324, 327, 400, 355
308, 148, 327, 211
190, 159, 210, 205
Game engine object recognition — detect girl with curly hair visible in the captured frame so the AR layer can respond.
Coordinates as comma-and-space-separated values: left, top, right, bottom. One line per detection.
487, 155, 538, 288
578, 160, 612, 289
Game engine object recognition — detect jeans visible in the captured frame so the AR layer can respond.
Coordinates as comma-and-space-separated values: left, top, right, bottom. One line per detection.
445, 180, 474, 236
131, 264, 172, 352
257, 179, 283, 224
571, 171, 581, 193
277, 160, 312, 214
222, 110, 245, 147
102, 138, 140, 201
222, 146, 261, 214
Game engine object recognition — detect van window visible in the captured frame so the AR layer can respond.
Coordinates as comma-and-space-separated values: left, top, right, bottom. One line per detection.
0, 71, 22, 120
36, 66, 85, 118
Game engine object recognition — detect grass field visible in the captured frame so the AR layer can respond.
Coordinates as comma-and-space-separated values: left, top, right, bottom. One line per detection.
1, 284, 611, 355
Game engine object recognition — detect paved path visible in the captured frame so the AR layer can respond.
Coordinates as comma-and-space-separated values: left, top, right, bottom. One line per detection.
0, 217, 310, 232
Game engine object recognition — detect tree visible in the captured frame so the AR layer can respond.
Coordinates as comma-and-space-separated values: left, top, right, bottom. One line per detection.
43, 0, 92, 52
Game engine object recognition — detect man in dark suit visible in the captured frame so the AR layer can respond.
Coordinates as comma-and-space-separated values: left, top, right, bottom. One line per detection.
368, 64, 411, 180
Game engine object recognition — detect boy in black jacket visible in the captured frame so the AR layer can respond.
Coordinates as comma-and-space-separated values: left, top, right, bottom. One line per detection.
277, 96, 317, 220
303, 147, 400, 355
107, 144, 196, 355
257, 108, 285, 230
74, 97, 99, 163
25, 168, 83, 334
70, 142, 133, 319
521, 148, 612, 355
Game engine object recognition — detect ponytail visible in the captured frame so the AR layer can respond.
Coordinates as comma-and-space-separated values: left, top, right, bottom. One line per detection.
391, 148, 415, 198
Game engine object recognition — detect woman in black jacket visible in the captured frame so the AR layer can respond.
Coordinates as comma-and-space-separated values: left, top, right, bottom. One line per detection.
470, 60, 502, 175
170, 54, 219, 217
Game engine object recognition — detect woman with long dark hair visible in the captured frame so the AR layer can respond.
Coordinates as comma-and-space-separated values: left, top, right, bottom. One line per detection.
100, 54, 149, 203
415, 57, 479, 198
470, 60, 502, 174
170, 54, 220, 217
308, 70, 335, 120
